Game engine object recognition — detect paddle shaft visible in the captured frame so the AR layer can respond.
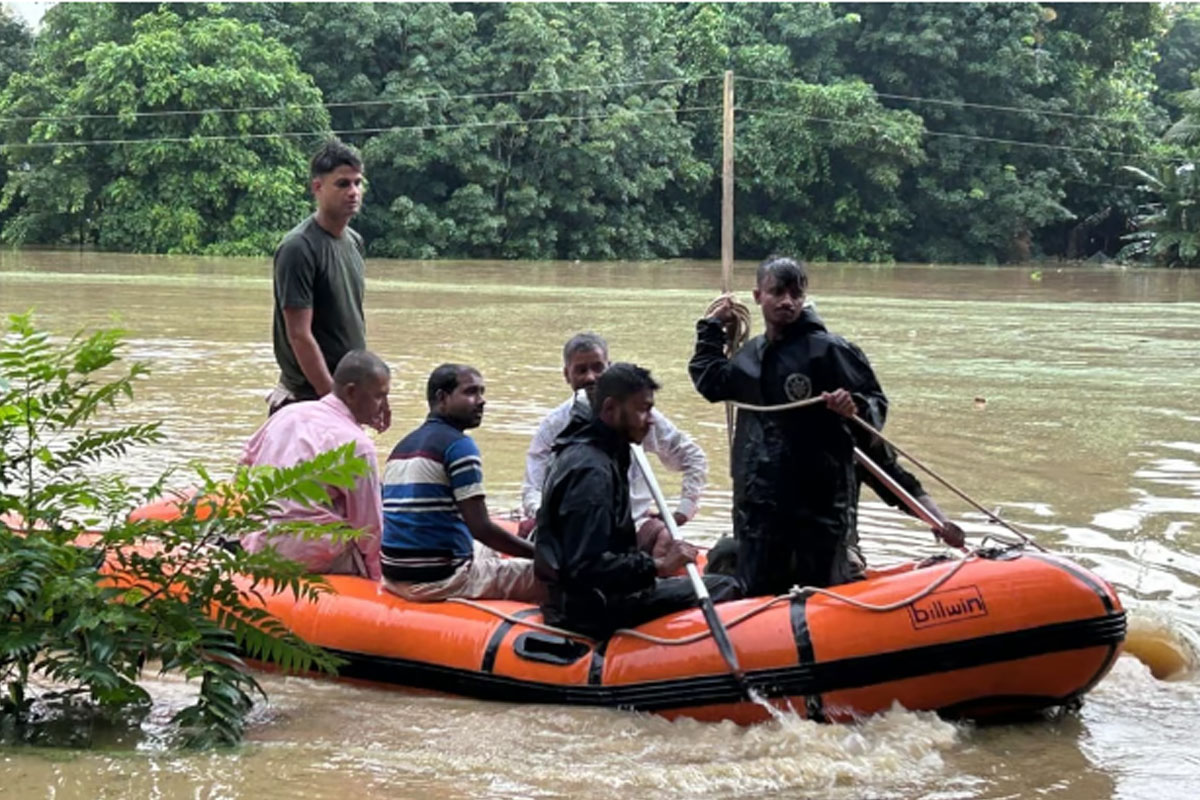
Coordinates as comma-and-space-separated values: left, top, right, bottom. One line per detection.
853, 446, 942, 531
630, 444, 747, 688
854, 446, 966, 552
848, 414, 1043, 549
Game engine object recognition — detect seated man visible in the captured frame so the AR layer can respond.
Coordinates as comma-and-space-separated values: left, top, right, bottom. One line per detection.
534, 363, 741, 639
521, 332, 707, 557
381, 364, 543, 602
241, 350, 389, 578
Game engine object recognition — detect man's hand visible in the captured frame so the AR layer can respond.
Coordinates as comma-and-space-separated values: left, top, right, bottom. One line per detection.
708, 295, 738, 327
916, 494, 966, 549
370, 396, 392, 433
936, 520, 966, 549
654, 539, 698, 577
822, 388, 857, 418
517, 517, 537, 539
645, 510, 689, 527
637, 517, 674, 559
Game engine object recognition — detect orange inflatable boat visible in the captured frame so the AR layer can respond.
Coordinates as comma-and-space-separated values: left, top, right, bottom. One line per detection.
245, 549, 1123, 723
125, 501, 1125, 723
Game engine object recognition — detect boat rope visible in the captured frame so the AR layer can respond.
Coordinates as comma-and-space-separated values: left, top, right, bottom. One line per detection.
445, 597, 597, 643
701, 293, 1043, 549
445, 550, 980, 649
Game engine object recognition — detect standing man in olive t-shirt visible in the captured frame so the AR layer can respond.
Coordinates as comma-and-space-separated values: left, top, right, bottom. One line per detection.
269, 138, 389, 432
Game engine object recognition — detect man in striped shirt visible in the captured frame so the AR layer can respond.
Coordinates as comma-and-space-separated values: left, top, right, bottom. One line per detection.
380, 364, 543, 602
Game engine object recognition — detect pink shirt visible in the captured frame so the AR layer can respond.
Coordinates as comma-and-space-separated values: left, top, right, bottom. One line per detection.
241, 394, 382, 580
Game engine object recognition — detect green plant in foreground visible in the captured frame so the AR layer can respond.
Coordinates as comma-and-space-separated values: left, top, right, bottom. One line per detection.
1, 312, 368, 747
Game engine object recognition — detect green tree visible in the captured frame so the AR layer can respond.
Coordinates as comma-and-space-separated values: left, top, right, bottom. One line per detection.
0, 4, 330, 254
0, 5, 34, 235
1119, 162, 1200, 267
836, 2, 1165, 262
232, 2, 712, 259
0, 5, 32, 90
1, 312, 367, 747
0, 2, 1185, 263
1120, 65, 1200, 268
674, 3, 923, 261
1154, 4, 1200, 117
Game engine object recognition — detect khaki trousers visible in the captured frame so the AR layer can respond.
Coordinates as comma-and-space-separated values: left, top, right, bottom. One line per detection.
383, 542, 546, 603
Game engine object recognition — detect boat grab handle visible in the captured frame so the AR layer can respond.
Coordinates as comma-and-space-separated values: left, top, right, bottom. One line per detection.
513, 632, 592, 666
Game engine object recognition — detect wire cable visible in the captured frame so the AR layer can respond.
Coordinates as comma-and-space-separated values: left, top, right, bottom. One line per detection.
0, 75, 720, 125
736, 74, 1164, 128
736, 106, 1186, 164
2, 104, 721, 149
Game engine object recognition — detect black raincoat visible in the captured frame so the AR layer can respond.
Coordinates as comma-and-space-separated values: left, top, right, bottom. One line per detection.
534, 408, 740, 637
689, 307, 892, 594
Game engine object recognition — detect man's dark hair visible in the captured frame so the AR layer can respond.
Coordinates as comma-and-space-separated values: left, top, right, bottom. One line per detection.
755, 254, 808, 292
593, 362, 659, 411
310, 138, 363, 179
562, 331, 608, 365
426, 363, 479, 407
333, 350, 389, 388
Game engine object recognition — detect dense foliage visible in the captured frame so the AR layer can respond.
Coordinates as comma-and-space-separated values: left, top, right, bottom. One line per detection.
1, 313, 368, 747
0, 5, 327, 254
1, 2, 1199, 265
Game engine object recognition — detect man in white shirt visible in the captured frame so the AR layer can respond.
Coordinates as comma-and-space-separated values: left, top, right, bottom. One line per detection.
520, 332, 707, 556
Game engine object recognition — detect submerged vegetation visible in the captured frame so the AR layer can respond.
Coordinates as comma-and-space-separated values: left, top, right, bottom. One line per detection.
0, 312, 367, 747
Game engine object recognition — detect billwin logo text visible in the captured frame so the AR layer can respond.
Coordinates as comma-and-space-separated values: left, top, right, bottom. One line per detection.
907, 585, 988, 629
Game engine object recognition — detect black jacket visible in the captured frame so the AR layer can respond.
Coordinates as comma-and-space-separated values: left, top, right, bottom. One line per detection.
534, 408, 658, 627
689, 307, 890, 546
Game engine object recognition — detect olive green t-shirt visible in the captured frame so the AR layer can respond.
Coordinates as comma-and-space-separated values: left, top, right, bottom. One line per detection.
272, 215, 367, 398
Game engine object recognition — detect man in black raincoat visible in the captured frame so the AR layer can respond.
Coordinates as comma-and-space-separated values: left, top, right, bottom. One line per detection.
690, 255, 961, 596
534, 363, 741, 639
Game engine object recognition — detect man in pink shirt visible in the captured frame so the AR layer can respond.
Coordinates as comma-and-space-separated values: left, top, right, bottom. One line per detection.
241, 350, 390, 579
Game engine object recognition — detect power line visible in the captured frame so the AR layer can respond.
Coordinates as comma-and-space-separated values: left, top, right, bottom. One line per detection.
736, 106, 1185, 165
0, 69, 1164, 145
733, 108, 1149, 191
1, 105, 721, 149
0, 76, 719, 125
736, 75, 1161, 128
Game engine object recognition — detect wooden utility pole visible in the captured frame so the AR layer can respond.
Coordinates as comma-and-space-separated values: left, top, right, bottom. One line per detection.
721, 69, 734, 294
721, 70, 737, 447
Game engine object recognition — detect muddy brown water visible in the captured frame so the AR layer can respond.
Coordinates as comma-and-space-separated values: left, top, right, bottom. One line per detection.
2, 252, 1199, 799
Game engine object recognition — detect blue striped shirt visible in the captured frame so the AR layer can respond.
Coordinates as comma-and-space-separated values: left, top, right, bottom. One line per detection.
381, 416, 485, 582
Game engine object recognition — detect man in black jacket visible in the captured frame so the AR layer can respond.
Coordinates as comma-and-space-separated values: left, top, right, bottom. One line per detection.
690, 255, 962, 596
706, 449, 966, 582
534, 363, 741, 639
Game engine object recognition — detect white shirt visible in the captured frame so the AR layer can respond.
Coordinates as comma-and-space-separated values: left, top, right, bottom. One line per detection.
521, 393, 707, 524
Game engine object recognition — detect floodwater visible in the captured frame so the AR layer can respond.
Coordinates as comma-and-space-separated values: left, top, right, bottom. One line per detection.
2, 251, 1199, 799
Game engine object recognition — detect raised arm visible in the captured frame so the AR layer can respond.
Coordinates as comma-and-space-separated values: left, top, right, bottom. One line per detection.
689, 317, 738, 403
